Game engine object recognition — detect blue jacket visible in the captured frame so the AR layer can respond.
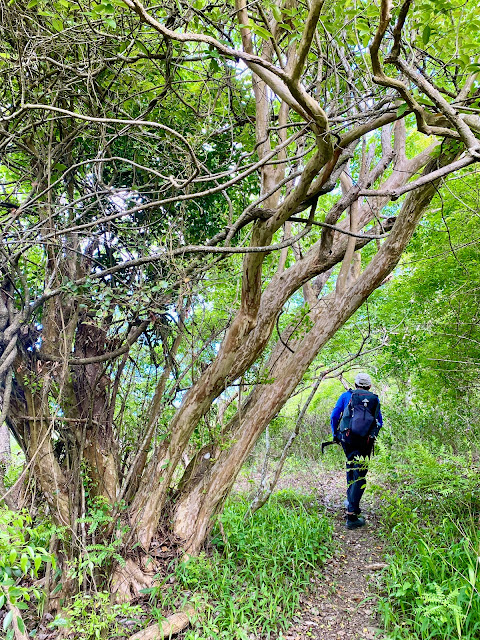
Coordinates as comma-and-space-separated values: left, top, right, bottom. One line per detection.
330, 389, 383, 438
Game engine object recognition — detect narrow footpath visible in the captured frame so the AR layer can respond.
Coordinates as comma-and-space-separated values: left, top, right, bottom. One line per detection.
242, 466, 387, 640
287, 469, 385, 640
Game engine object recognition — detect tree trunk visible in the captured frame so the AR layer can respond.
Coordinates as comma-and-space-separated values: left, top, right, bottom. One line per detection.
170, 150, 456, 554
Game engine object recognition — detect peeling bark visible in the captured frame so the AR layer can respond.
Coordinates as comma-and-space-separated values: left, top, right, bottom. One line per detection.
171, 150, 457, 553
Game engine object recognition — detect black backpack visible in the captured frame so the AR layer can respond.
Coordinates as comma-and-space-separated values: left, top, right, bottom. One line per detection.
339, 389, 380, 440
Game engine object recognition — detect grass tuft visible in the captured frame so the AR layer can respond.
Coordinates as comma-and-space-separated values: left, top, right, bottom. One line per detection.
157, 490, 332, 639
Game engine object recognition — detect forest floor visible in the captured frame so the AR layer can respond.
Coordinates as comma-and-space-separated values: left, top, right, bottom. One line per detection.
237, 463, 387, 640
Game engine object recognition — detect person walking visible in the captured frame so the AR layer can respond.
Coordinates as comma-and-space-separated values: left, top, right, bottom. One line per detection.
330, 373, 382, 529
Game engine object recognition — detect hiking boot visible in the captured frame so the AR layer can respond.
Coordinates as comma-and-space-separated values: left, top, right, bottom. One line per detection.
345, 515, 366, 530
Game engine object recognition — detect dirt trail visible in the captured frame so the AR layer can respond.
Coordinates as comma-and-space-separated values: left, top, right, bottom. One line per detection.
239, 464, 386, 640
288, 469, 385, 640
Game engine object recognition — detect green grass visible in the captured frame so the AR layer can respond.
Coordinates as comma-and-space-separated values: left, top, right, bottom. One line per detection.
154, 490, 333, 640
372, 442, 480, 640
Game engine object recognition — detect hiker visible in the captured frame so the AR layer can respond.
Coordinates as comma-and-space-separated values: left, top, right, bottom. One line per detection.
330, 373, 382, 530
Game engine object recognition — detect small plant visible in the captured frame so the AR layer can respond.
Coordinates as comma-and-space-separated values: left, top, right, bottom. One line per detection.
68, 496, 128, 587
50, 591, 143, 639
0, 508, 56, 639
373, 440, 480, 640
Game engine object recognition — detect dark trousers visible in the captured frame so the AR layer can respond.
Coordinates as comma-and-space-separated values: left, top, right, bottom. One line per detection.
342, 436, 373, 514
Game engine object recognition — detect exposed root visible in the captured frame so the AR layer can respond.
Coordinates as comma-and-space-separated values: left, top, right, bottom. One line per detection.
128, 604, 196, 640
110, 558, 156, 603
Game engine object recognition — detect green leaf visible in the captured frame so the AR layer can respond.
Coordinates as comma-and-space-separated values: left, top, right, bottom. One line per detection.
16, 616, 25, 634
251, 25, 273, 40
356, 19, 370, 34
27, 0, 38, 7
0, 595, 4, 608
418, 98, 435, 108
49, 617, 68, 628
468, 565, 475, 585
93, 1, 114, 13
25, 547, 35, 560
8, 550, 16, 565
51, 18, 64, 32
272, 5, 282, 22
397, 103, 409, 117
136, 40, 149, 56
3, 610, 13, 630
19, 555, 28, 573
422, 25, 431, 44
209, 58, 221, 73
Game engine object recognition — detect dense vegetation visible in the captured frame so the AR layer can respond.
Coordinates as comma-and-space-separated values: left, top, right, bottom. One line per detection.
1, 0, 480, 637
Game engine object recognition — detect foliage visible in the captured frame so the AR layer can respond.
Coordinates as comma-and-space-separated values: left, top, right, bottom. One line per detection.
49, 592, 144, 640
153, 491, 332, 639
365, 169, 480, 401
2, 0, 480, 630
68, 495, 128, 587
0, 509, 55, 636
373, 423, 480, 639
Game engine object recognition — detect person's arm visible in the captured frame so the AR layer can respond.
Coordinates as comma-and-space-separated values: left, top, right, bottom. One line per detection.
330, 392, 348, 438
370, 403, 383, 438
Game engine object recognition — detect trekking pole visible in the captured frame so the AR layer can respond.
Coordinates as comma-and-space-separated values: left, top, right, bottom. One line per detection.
321, 440, 339, 455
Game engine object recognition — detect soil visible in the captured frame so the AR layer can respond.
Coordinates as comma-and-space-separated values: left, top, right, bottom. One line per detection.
238, 463, 386, 640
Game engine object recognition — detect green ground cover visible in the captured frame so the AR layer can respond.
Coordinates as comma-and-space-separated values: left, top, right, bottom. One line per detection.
160, 491, 332, 640
372, 410, 480, 640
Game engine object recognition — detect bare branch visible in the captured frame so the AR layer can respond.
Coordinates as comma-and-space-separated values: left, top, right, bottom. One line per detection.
359, 154, 477, 199
38, 320, 150, 365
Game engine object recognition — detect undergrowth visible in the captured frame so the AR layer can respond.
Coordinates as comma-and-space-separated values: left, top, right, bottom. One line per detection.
373, 440, 480, 640
153, 490, 333, 640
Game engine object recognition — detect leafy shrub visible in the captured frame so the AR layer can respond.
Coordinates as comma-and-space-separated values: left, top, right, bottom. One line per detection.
159, 491, 332, 639
55, 499, 128, 596
0, 509, 55, 639
381, 395, 480, 455
373, 442, 480, 639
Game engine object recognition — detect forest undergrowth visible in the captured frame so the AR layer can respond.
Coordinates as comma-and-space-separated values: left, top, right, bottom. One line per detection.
370, 404, 480, 640
0, 488, 333, 640
2, 398, 480, 639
